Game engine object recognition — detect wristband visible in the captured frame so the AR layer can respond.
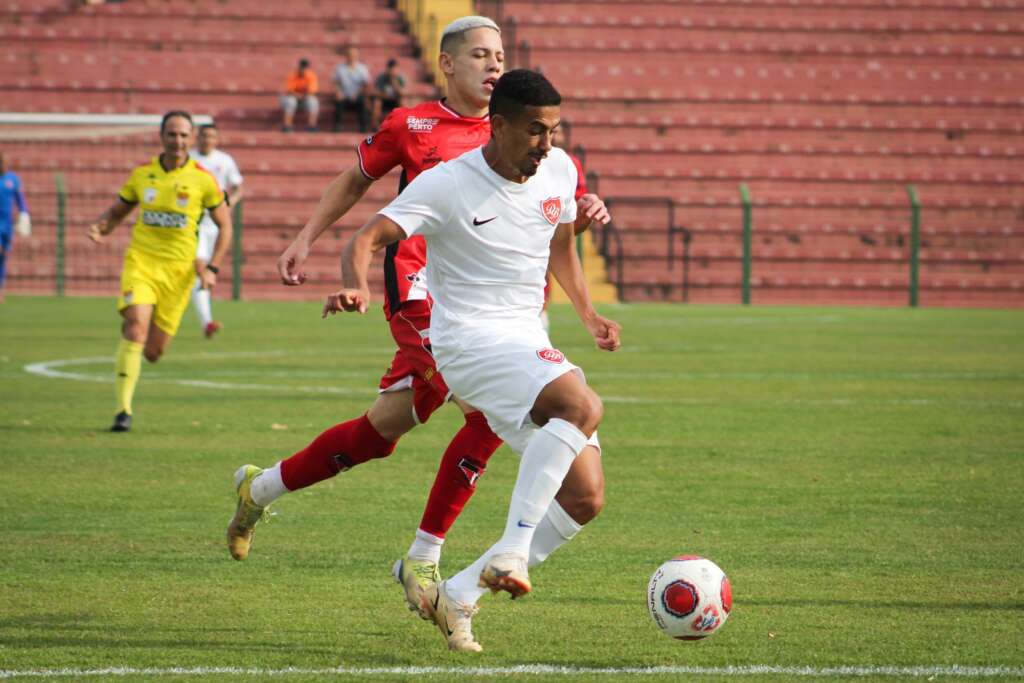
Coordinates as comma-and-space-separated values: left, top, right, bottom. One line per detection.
205, 264, 220, 274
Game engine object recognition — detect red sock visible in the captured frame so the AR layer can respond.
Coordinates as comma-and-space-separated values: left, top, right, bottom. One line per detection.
418, 411, 503, 538
280, 414, 396, 491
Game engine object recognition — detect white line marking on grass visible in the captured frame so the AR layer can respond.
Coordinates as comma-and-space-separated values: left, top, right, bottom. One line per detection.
23, 355, 1024, 408
1, 664, 1022, 679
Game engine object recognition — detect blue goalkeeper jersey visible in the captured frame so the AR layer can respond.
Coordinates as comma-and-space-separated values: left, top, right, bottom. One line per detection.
0, 171, 28, 232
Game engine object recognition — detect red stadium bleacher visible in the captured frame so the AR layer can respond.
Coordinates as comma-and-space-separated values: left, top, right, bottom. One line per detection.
2, 0, 1022, 308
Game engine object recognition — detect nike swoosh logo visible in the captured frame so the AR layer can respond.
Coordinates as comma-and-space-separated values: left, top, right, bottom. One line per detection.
472, 216, 497, 226
517, 520, 536, 528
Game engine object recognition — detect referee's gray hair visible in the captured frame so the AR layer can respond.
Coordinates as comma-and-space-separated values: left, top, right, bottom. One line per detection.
440, 15, 500, 53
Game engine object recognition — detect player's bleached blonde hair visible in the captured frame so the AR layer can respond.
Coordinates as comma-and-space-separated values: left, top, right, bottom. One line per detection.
440, 15, 500, 53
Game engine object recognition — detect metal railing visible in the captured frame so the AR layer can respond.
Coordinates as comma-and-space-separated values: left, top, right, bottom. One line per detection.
593, 181, 932, 306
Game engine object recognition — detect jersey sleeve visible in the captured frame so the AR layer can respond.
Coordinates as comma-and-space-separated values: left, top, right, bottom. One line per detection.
377, 163, 454, 238
560, 154, 579, 224
202, 172, 225, 209
13, 174, 28, 212
570, 154, 588, 200
117, 168, 140, 204
356, 111, 404, 180
226, 154, 244, 187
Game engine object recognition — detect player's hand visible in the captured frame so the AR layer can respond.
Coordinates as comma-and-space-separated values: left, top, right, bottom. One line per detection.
585, 313, 621, 352
200, 266, 218, 291
574, 194, 611, 235
86, 223, 105, 243
278, 239, 310, 286
322, 288, 369, 317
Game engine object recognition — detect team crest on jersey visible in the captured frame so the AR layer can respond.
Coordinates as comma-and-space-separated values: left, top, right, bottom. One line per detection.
176, 191, 189, 208
143, 187, 157, 204
407, 116, 439, 133
537, 348, 565, 364
541, 197, 561, 225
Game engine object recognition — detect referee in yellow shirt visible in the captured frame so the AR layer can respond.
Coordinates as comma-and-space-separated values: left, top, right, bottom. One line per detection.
88, 111, 232, 432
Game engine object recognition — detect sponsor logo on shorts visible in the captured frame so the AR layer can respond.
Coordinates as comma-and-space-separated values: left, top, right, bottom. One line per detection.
541, 197, 561, 225
142, 210, 188, 228
407, 116, 439, 132
536, 348, 565, 363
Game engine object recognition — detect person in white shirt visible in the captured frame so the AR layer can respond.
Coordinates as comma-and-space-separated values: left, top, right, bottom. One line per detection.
189, 124, 244, 338
331, 46, 371, 133
323, 69, 620, 652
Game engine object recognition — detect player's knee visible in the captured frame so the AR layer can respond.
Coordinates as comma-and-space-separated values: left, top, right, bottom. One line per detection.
567, 389, 603, 435
143, 347, 163, 363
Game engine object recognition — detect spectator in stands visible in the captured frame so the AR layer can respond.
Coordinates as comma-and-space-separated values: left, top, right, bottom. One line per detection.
0, 152, 30, 304
189, 123, 244, 339
372, 57, 406, 127
281, 58, 320, 133
332, 46, 371, 133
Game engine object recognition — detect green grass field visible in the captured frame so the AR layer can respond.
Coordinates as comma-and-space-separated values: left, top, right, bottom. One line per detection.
1, 296, 1022, 682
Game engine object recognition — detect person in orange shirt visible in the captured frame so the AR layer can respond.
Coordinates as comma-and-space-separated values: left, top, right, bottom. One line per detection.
281, 58, 320, 133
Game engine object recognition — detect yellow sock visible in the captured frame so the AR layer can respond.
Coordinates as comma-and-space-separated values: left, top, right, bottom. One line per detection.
114, 339, 143, 415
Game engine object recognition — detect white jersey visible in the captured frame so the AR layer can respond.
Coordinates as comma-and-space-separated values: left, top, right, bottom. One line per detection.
189, 149, 243, 231
379, 146, 578, 348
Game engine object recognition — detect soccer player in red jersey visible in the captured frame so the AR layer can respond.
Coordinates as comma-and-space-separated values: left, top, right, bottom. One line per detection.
226, 16, 610, 618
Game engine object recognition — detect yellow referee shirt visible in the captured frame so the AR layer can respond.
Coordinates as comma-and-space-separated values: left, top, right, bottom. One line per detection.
118, 157, 224, 263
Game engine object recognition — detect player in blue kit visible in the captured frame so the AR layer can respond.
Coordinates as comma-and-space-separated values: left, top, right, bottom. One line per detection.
0, 152, 30, 303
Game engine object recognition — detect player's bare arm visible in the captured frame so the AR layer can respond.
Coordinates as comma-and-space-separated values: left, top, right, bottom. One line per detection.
87, 198, 135, 243
573, 193, 610, 235
323, 213, 406, 317
549, 221, 621, 352
198, 202, 233, 289
279, 165, 375, 286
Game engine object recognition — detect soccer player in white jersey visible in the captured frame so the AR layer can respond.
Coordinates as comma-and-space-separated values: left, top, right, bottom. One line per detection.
323, 69, 621, 651
189, 123, 244, 338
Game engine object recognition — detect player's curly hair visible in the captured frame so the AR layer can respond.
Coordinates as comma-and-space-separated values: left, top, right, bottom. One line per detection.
488, 69, 561, 121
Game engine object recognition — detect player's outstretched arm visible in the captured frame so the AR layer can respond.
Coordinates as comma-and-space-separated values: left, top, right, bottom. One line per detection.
87, 198, 135, 243
279, 165, 375, 286
323, 213, 406, 317
549, 221, 621, 352
197, 202, 234, 290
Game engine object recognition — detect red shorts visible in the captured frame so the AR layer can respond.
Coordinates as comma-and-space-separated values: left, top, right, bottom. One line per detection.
378, 299, 450, 424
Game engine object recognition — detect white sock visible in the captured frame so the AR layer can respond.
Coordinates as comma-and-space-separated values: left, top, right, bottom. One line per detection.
408, 529, 444, 564
192, 279, 212, 328
445, 418, 587, 604
250, 462, 288, 507
528, 499, 583, 568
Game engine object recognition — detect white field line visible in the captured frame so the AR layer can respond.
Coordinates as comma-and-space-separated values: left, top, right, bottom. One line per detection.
1, 664, 1023, 679
22, 355, 1024, 408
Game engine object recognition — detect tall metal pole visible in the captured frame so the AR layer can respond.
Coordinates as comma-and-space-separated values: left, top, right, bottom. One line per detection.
739, 183, 752, 305
906, 185, 921, 307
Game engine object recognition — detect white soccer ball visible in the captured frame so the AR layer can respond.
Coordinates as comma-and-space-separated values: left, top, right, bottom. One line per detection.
647, 555, 732, 640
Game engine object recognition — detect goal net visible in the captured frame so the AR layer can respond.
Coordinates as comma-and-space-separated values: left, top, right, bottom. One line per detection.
0, 112, 212, 297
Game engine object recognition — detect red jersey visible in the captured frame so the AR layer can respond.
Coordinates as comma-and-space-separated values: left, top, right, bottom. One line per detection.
356, 100, 491, 318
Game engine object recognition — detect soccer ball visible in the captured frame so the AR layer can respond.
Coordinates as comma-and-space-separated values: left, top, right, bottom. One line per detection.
647, 555, 732, 640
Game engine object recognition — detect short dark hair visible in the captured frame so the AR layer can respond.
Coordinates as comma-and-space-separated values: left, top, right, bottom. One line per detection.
298, 58, 310, 69
199, 123, 218, 134
160, 110, 193, 134
488, 69, 561, 122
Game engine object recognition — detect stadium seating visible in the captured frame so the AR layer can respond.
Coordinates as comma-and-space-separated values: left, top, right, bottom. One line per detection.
2, 0, 1022, 308
498, 0, 1024, 306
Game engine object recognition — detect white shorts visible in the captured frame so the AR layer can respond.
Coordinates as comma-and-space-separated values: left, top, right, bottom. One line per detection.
436, 329, 597, 455
196, 220, 218, 262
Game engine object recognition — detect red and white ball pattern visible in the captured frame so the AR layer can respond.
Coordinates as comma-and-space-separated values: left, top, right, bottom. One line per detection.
647, 555, 732, 640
